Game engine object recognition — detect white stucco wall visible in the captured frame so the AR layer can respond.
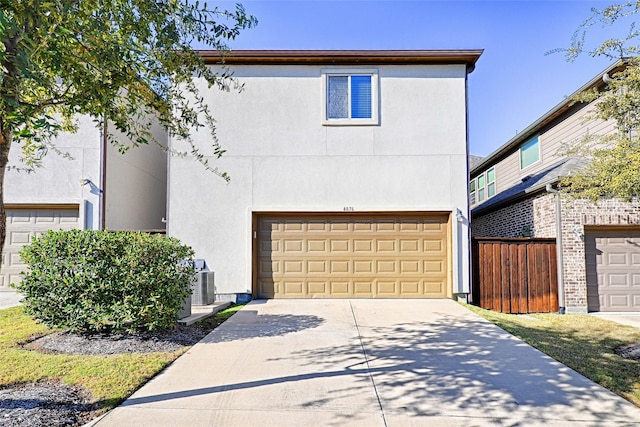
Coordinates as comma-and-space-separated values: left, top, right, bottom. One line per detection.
5, 114, 169, 232
104, 120, 168, 231
4, 115, 103, 229
168, 63, 471, 296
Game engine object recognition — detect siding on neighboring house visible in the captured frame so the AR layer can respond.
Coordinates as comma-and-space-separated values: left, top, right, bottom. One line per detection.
488, 102, 615, 199
536, 103, 615, 169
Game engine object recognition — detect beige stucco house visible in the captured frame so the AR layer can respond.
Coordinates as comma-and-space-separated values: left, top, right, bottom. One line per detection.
470, 62, 640, 313
168, 49, 482, 302
1, 115, 168, 290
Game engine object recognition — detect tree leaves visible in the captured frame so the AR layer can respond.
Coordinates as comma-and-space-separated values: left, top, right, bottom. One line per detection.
554, 2, 640, 200
0, 0, 257, 174
555, 1, 640, 61
561, 134, 640, 201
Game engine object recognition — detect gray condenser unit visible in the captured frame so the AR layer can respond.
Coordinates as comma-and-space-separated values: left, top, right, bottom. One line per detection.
192, 269, 215, 306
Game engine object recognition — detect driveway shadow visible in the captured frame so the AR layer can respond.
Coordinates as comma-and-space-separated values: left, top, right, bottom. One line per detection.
200, 310, 325, 344
116, 303, 640, 426
279, 311, 639, 425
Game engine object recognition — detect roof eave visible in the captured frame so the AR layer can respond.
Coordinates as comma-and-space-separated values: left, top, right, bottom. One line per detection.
197, 49, 483, 72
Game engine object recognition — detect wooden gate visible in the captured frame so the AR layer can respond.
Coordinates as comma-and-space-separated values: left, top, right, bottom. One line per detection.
472, 238, 558, 314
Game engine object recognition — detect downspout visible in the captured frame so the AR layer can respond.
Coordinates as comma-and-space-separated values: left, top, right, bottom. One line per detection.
165, 129, 171, 235
546, 183, 566, 314
461, 64, 471, 302
100, 119, 107, 230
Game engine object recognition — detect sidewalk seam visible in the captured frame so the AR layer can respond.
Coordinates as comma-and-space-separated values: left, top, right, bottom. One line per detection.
349, 301, 388, 427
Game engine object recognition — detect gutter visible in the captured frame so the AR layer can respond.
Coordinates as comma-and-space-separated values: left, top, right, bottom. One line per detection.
546, 183, 566, 314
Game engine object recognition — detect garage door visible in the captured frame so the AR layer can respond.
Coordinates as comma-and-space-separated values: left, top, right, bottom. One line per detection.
255, 213, 450, 299
585, 228, 640, 312
0, 206, 80, 290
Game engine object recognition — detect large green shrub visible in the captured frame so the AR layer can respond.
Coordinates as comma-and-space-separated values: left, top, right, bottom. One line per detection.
14, 230, 195, 333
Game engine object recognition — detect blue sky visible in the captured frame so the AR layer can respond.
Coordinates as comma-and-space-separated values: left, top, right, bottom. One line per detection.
218, 0, 628, 157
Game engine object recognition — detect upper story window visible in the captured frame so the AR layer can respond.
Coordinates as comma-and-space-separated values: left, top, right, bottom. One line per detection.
322, 69, 379, 125
469, 180, 476, 205
470, 167, 495, 205
486, 168, 495, 197
520, 135, 540, 169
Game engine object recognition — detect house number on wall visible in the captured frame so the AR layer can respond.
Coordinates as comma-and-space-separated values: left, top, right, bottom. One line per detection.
343, 206, 355, 211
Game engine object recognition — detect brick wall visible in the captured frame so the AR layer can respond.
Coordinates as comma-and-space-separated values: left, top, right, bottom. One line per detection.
472, 192, 640, 313
471, 192, 555, 238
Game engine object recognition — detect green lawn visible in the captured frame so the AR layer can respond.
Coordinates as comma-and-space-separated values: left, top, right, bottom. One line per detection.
0, 304, 241, 414
466, 304, 640, 406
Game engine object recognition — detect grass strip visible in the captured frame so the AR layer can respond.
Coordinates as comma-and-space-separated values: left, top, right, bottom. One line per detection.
465, 304, 640, 406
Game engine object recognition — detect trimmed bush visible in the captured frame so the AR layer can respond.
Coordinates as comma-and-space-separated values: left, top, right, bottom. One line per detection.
14, 230, 195, 333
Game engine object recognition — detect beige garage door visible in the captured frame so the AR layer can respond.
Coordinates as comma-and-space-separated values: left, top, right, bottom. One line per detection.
255, 213, 451, 299
585, 228, 640, 312
0, 206, 80, 290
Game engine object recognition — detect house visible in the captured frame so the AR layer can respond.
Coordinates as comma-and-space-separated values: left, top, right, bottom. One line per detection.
167, 49, 482, 301
0, 115, 168, 290
470, 62, 640, 313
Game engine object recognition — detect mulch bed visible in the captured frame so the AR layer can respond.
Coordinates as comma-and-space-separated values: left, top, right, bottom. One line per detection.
0, 380, 94, 427
616, 343, 640, 361
21, 316, 226, 355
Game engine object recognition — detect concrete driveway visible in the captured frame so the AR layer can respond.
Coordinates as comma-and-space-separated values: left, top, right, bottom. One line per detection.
93, 300, 640, 426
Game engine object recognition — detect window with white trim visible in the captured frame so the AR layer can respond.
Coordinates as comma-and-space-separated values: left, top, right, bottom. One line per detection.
520, 135, 540, 169
322, 69, 378, 125
486, 168, 496, 198
470, 167, 496, 205
469, 180, 476, 205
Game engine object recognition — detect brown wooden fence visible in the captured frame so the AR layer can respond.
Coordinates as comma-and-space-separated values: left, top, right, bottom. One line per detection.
472, 237, 559, 314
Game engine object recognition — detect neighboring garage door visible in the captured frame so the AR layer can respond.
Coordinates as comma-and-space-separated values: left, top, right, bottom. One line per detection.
585, 227, 640, 312
0, 206, 80, 290
255, 213, 450, 299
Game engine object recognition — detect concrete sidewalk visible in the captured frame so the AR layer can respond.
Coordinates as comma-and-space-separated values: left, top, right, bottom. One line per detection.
92, 300, 640, 426
0, 291, 22, 309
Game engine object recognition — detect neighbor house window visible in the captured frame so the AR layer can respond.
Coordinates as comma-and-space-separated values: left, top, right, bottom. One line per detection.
520, 136, 540, 169
469, 167, 496, 205
469, 180, 476, 205
322, 69, 378, 125
477, 174, 485, 202
487, 167, 495, 197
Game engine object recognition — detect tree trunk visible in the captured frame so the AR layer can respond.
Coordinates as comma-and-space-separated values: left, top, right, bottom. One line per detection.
1, 33, 18, 279
0, 128, 11, 274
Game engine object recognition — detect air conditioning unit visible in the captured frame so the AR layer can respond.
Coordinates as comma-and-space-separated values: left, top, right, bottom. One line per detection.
192, 271, 215, 306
